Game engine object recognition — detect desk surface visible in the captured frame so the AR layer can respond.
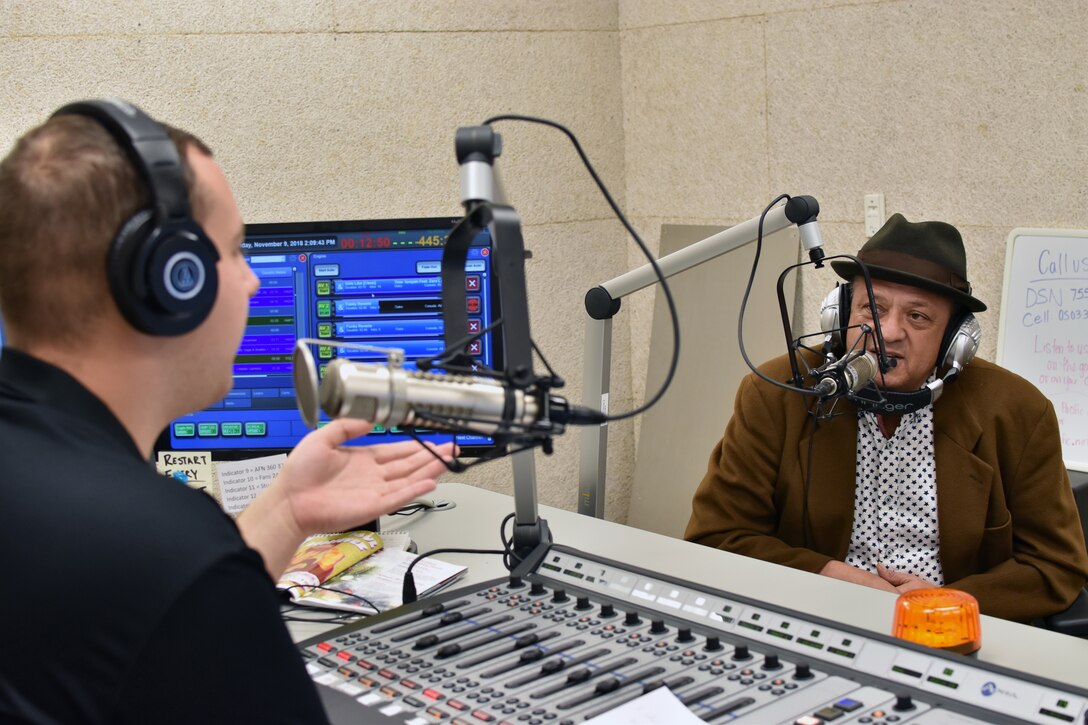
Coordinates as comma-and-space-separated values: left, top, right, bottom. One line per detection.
287, 482, 1088, 689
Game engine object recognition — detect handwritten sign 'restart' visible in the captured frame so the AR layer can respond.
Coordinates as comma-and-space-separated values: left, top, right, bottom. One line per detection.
998, 229, 1088, 471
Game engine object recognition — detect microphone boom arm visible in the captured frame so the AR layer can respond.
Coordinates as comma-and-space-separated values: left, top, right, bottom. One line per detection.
580, 197, 823, 518
444, 125, 552, 560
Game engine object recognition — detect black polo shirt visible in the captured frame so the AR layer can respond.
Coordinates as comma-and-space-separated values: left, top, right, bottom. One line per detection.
0, 348, 327, 724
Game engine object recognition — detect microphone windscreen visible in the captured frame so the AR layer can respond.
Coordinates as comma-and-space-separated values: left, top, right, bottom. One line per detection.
292, 340, 321, 428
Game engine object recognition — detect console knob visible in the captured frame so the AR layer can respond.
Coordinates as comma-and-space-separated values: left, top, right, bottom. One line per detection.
575, 596, 592, 611
519, 648, 544, 664
508, 575, 524, 588
566, 668, 591, 684
552, 589, 569, 603
624, 611, 641, 626
650, 620, 667, 634
762, 654, 781, 670
642, 680, 664, 694
600, 603, 616, 617
677, 627, 694, 643
894, 694, 915, 712
793, 663, 813, 680
530, 581, 547, 596
704, 636, 723, 652
732, 644, 751, 660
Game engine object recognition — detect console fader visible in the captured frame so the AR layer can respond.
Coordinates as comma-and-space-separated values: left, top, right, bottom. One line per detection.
299, 545, 1088, 725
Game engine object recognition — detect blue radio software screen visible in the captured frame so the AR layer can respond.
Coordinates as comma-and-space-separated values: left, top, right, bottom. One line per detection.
161, 218, 498, 455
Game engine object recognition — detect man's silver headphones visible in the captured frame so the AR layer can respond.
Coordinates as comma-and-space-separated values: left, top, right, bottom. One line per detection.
819, 283, 981, 413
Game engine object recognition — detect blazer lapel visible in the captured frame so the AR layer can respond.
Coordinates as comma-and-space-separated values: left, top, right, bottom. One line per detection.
799, 409, 859, 558
933, 399, 990, 582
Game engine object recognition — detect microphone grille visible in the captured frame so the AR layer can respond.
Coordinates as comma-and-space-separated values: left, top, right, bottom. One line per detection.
844, 350, 880, 392
292, 342, 321, 428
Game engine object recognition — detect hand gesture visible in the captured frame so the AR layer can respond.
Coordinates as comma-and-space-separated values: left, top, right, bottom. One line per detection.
239, 419, 455, 578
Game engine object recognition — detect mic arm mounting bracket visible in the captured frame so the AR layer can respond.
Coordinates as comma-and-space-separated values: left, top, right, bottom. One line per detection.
442, 125, 556, 555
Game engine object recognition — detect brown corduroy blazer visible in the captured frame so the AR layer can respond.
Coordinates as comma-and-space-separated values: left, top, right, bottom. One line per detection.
685, 354, 1088, 623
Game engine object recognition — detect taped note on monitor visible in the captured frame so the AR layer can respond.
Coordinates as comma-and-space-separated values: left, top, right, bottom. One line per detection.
216, 453, 286, 515
156, 450, 221, 504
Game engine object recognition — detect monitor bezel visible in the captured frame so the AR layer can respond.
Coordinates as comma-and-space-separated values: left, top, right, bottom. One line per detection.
154, 215, 505, 463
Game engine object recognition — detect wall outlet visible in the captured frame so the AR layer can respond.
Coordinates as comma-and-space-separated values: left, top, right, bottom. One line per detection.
864, 193, 885, 237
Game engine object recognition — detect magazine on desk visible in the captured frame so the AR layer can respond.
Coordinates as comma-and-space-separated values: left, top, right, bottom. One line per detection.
277, 529, 392, 596
277, 529, 467, 615
290, 549, 467, 615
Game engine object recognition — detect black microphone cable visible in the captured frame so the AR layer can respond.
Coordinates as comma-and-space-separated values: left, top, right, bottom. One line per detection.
401, 512, 519, 604
736, 195, 893, 399
481, 114, 680, 425
401, 546, 509, 604
398, 114, 681, 474
286, 584, 385, 616
737, 194, 832, 397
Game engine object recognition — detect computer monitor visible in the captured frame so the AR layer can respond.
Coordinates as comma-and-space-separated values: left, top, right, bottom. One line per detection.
157, 217, 501, 460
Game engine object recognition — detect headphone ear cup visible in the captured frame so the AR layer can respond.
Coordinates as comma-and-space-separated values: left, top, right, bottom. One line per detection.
107, 208, 158, 332
938, 311, 981, 371
107, 210, 219, 336
146, 221, 219, 314
819, 283, 851, 357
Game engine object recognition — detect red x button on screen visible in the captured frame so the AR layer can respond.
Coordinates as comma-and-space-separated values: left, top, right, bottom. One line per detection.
467, 319, 481, 333
465, 275, 480, 291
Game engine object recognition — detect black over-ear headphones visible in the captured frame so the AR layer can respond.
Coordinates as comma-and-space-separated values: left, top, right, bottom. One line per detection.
51, 99, 219, 336
819, 282, 981, 413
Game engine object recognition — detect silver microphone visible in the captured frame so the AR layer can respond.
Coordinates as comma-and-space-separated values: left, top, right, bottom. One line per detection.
813, 350, 879, 398
322, 359, 542, 436
293, 340, 605, 438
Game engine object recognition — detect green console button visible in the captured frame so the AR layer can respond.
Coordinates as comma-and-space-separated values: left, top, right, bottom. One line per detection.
173, 423, 196, 437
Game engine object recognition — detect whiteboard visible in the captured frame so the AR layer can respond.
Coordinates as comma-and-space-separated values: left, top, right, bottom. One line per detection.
997, 228, 1088, 472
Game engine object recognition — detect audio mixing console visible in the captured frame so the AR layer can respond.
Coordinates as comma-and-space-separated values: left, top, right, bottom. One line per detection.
299, 544, 1087, 724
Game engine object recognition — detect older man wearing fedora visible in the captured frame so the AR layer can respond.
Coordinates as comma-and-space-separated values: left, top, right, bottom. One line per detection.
685, 213, 1088, 622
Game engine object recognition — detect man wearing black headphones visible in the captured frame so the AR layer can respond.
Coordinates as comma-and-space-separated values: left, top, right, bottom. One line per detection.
685, 213, 1088, 622
0, 101, 454, 722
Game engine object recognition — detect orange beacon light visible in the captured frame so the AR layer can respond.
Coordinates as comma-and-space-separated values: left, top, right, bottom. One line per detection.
892, 588, 981, 655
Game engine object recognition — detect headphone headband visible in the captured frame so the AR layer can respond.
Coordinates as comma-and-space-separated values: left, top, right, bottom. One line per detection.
48, 98, 218, 337
52, 99, 191, 222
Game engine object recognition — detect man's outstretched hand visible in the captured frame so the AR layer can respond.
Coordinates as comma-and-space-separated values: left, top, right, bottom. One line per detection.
238, 419, 456, 578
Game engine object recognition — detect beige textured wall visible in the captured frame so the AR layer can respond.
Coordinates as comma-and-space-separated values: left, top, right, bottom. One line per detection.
3, 0, 1085, 525
619, 0, 1088, 456
0, 0, 636, 520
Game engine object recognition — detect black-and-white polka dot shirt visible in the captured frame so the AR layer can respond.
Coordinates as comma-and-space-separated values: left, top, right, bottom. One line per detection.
844, 402, 944, 585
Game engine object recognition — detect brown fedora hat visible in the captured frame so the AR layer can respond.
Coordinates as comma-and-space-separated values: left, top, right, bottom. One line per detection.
830, 213, 986, 312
